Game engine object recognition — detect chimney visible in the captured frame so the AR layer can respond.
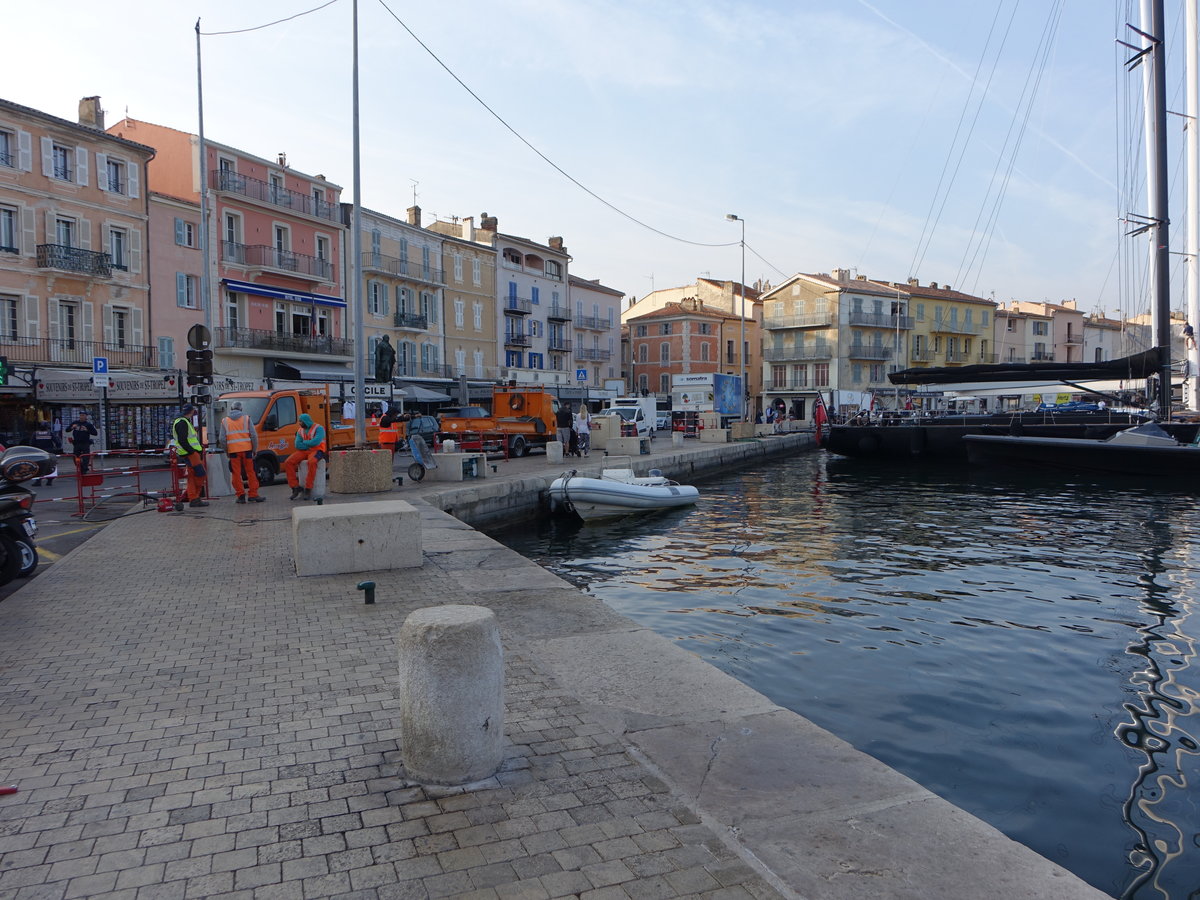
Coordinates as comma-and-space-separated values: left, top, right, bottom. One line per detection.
407, 205, 421, 226
831, 268, 850, 283
78, 96, 105, 131
548, 236, 565, 253
277, 152, 288, 167
1064, 299, 1077, 310
907, 277, 920, 286
930, 282, 939, 289
479, 212, 498, 232
462, 216, 475, 241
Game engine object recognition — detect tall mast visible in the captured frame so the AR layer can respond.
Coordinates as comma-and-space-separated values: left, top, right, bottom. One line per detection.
1142, 0, 1173, 413
1187, 0, 1199, 409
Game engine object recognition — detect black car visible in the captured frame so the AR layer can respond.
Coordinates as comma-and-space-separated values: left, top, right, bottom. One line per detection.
403, 415, 440, 447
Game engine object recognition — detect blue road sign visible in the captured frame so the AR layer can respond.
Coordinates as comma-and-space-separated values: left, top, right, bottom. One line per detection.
93, 357, 109, 374
575, 368, 587, 382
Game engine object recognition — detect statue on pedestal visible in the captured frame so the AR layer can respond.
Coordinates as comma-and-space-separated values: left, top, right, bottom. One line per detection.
374, 335, 396, 384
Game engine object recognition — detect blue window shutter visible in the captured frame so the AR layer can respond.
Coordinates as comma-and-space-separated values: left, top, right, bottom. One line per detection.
531, 286, 539, 305
176, 273, 187, 307
508, 281, 517, 301
174, 218, 185, 245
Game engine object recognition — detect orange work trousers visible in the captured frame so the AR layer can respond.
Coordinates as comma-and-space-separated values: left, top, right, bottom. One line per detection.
284, 447, 322, 490
229, 451, 260, 498
182, 451, 208, 502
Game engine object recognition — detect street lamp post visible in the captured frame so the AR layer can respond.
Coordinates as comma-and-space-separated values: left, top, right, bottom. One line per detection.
725, 214, 746, 420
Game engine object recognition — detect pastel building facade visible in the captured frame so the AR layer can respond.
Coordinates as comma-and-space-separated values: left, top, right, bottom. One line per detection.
427, 216, 499, 382
568, 274, 623, 388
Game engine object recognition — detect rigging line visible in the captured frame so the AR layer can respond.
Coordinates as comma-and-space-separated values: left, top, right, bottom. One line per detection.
373, 0, 737, 250
962, 0, 1063, 293
907, 0, 1008, 279
199, 0, 340, 35
914, 0, 1021, 281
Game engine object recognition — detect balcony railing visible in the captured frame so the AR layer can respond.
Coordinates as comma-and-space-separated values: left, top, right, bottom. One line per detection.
945, 349, 970, 362
214, 326, 353, 356
503, 298, 532, 316
222, 242, 333, 282
764, 345, 831, 361
547, 305, 572, 322
931, 318, 981, 335
211, 169, 340, 222
997, 355, 1026, 365
37, 244, 111, 277
504, 333, 531, 348
576, 315, 612, 331
763, 314, 833, 329
848, 312, 913, 330
1031, 352, 1056, 362
547, 338, 573, 352
575, 348, 611, 361
767, 381, 810, 391
910, 348, 935, 362
393, 312, 428, 330
361, 252, 443, 285
1064, 334, 1084, 345
0, 335, 156, 368
846, 345, 893, 360
0, 149, 13, 168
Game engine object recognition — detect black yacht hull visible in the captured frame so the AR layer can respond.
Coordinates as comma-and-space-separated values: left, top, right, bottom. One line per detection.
964, 433, 1200, 482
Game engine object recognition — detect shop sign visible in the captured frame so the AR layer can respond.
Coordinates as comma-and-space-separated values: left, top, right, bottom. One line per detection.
36, 370, 262, 402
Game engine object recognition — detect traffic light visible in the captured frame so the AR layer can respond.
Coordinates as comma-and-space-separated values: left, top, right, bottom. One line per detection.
0, 356, 8, 386
186, 348, 213, 386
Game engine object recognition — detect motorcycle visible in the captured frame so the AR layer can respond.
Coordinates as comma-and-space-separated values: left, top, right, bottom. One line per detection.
0, 446, 52, 584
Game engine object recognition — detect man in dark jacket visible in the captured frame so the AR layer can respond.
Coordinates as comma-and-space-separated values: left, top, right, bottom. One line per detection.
67, 412, 98, 475
172, 405, 208, 508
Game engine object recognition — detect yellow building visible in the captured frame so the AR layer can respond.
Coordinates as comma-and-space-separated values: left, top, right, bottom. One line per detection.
877, 278, 997, 369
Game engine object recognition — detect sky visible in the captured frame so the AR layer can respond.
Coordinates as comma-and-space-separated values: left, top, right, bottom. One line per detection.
6, 0, 1187, 317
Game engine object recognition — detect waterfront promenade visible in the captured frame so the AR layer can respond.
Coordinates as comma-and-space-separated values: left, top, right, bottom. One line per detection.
0, 436, 1111, 899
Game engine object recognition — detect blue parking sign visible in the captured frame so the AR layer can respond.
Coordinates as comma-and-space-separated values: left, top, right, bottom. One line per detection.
93, 357, 109, 374
576, 368, 587, 382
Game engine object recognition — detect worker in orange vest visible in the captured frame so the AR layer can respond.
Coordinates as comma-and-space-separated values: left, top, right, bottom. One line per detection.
220, 400, 264, 504
378, 411, 400, 458
285, 413, 327, 501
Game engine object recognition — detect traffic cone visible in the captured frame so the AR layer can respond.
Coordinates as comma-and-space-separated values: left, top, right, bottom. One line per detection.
370, 413, 379, 427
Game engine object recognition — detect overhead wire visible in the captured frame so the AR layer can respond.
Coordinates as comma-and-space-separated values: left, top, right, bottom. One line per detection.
199, 0, 340, 35
372, 0, 738, 250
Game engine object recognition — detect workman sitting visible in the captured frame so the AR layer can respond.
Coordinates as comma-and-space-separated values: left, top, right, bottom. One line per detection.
285, 413, 327, 501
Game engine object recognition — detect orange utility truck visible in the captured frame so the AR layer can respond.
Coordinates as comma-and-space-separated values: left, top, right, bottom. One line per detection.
438, 385, 561, 457
215, 387, 379, 484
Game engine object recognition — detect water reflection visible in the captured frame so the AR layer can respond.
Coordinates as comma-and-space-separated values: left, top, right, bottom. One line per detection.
490, 455, 1200, 897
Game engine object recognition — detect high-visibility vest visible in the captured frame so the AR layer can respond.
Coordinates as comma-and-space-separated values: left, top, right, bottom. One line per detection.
223, 415, 253, 454
172, 417, 200, 457
379, 424, 399, 446
297, 423, 327, 453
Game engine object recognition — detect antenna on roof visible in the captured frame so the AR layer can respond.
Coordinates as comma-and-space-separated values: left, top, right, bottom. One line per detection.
410, 179, 419, 206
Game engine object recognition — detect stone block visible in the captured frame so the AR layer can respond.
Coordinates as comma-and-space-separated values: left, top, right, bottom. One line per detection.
546, 441, 564, 464
606, 437, 649, 456
731, 422, 756, 440
430, 452, 490, 482
292, 499, 421, 576
671, 432, 685, 448
700, 428, 729, 443
328, 447, 394, 494
398, 605, 504, 785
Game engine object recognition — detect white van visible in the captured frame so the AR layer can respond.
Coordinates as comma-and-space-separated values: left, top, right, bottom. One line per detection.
595, 404, 651, 439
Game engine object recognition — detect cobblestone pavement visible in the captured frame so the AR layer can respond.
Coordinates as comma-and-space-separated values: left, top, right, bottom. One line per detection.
0, 491, 785, 900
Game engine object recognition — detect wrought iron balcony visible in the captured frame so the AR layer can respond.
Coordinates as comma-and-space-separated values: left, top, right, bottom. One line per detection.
36, 244, 111, 277
0, 335, 156, 368
930, 318, 981, 335
221, 242, 333, 282
575, 314, 610, 331
547, 305, 572, 322
504, 332, 531, 348
547, 338, 573, 352
945, 349, 970, 362
847, 345, 894, 361
393, 311, 428, 330
910, 348, 935, 362
0, 149, 13, 168
361, 252, 443, 285
1031, 352, 1056, 362
211, 169, 340, 222
848, 312, 913, 330
1063, 334, 1084, 344
997, 355, 1026, 365
574, 348, 611, 361
763, 314, 833, 329
764, 345, 831, 361
767, 381, 809, 391
503, 298, 532, 316
214, 326, 353, 357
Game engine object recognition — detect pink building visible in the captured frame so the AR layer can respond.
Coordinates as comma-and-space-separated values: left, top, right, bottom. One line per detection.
108, 118, 349, 382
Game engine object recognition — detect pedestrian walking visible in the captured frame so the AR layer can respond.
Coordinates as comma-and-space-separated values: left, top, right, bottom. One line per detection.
51, 417, 63, 452
285, 413, 327, 501
171, 404, 208, 508
220, 401, 263, 504
29, 421, 57, 487
67, 411, 98, 476
574, 405, 591, 457
556, 402, 573, 448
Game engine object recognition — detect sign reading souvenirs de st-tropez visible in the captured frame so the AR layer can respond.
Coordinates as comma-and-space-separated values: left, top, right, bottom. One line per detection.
36, 371, 263, 403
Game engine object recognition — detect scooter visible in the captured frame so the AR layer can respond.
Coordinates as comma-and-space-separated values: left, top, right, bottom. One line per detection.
0, 446, 52, 584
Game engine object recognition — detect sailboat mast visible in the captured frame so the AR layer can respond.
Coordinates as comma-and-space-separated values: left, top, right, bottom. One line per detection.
1143, 0, 1173, 412
1186, 0, 1199, 410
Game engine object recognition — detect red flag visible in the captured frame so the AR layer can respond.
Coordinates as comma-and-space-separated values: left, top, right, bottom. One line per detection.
904, 398, 914, 411
813, 393, 828, 443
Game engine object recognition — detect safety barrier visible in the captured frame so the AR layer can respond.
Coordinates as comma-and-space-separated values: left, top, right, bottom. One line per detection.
59, 449, 182, 519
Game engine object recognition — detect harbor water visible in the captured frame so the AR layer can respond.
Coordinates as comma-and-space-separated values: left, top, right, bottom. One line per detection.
490, 452, 1200, 899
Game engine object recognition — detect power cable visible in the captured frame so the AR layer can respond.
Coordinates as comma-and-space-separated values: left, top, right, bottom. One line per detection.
199, 0, 341, 36
371, 0, 737, 249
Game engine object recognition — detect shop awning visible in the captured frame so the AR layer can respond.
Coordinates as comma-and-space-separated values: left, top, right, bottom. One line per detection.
400, 384, 451, 403
270, 360, 353, 381
222, 278, 346, 308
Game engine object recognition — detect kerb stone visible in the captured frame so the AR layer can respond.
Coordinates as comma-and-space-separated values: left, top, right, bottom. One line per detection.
292, 498, 421, 576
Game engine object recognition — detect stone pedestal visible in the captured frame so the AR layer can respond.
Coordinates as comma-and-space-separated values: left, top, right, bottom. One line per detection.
546, 441, 563, 464
398, 605, 504, 785
671, 432, 684, 448
606, 437, 650, 456
430, 452, 489, 482
700, 428, 730, 443
328, 447, 393, 494
731, 422, 756, 440
292, 499, 421, 575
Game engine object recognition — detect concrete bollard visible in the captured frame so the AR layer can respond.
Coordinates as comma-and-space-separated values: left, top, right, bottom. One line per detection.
397, 605, 504, 785
546, 440, 564, 463
671, 432, 684, 448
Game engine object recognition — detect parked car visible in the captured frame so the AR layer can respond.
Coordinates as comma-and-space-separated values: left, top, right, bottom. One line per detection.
436, 406, 488, 419
656, 415, 671, 431
401, 415, 440, 449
